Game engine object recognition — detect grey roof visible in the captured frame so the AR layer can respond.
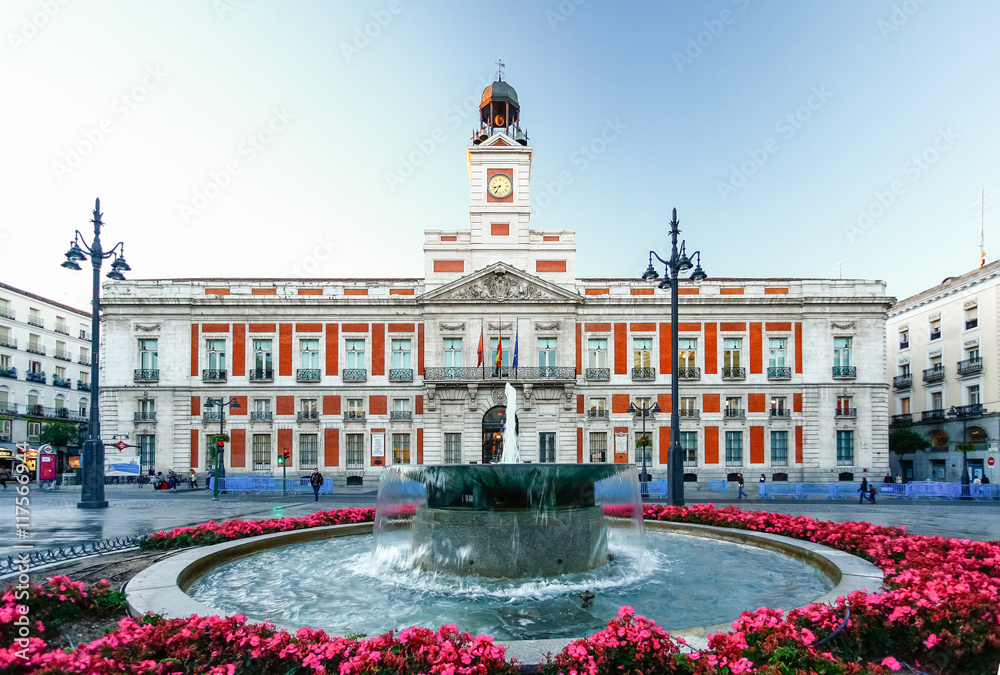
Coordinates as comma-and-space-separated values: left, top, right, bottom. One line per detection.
480, 80, 519, 108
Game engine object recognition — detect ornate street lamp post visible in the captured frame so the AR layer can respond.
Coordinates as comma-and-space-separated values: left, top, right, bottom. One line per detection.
641, 208, 707, 507
205, 396, 240, 501
61, 198, 131, 509
628, 400, 660, 484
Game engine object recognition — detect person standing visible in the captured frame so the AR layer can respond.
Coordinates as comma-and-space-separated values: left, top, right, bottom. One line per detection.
737, 473, 746, 499
858, 477, 869, 504
0, 466, 10, 490
310, 468, 324, 503
189, 468, 198, 489
758, 473, 766, 497
883, 473, 893, 484
895, 473, 902, 484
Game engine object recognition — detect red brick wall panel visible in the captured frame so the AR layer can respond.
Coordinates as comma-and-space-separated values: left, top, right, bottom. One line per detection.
388, 323, 415, 333
585, 323, 611, 332
190, 429, 199, 468
325, 428, 339, 467
417, 428, 424, 465
231, 396, 247, 415
705, 426, 719, 464
249, 323, 276, 333
326, 324, 338, 375
659, 426, 671, 464
577, 394, 584, 414
659, 323, 671, 374
657, 393, 671, 413
795, 426, 803, 463
278, 428, 293, 466
795, 322, 803, 374
703, 393, 720, 413
612, 394, 631, 414
417, 323, 424, 376
748, 393, 765, 413
750, 426, 765, 463
191, 396, 200, 416
766, 322, 792, 332
276, 396, 294, 416
614, 323, 627, 374
279, 324, 292, 376
415, 396, 423, 415
577, 427, 583, 463
323, 395, 341, 415
231, 429, 245, 468
794, 392, 803, 412
372, 324, 385, 376
370, 395, 387, 415
576, 323, 582, 373
233, 324, 245, 377
191, 324, 199, 376
749, 322, 763, 374
704, 322, 717, 375
296, 324, 322, 332
202, 324, 230, 333
342, 324, 369, 333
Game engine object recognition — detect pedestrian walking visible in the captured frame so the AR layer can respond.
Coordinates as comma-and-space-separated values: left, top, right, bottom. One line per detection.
189, 468, 198, 489
858, 477, 869, 504
758, 473, 766, 497
0, 467, 10, 490
737, 473, 746, 499
869, 483, 877, 505
310, 468, 324, 503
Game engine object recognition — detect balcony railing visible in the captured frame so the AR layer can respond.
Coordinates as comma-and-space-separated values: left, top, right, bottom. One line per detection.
891, 413, 913, 425
0, 368, 16, 379
133, 412, 157, 422
389, 368, 413, 382
922, 366, 945, 383
633, 408, 656, 419
202, 412, 222, 422
343, 410, 366, 422
767, 366, 791, 379
0, 403, 17, 415
832, 366, 856, 378
966, 318, 978, 330
202, 369, 227, 382
26, 372, 45, 384
422, 366, 577, 382
250, 411, 272, 421
79, 330, 91, 340
297, 410, 319, 421
0, 308, 14, 319
725, 459, 743, 467
27, 318, 43, 328
54, 325, 69, 336
0, 337, 16, 349
770, 408, 791, 418
343, 368, 367, 382
724, 408, 745, 419
53, 377, 72, 389
26, 344, 45, 355
921, 409, 946, 422
836, 458, 854, 466
585, 368, 610, 380
23, 405, 85, 420
957, 357, 983, 376
722, 366, 746, 380
296, 368, 321, 382
892, 374, 912, 388
835, 408, 857, 418
587, 409, 609, 419
249, 368, 274, 381
951, 403, 985, 418
680, 408, 700, 418
899, 341, 909, 350
76, 381, 90, 391
390, 410, 412, 421
632, 367, 656, 380
134, 369, 159, 383
677, 367, 700, 380
929, 329, 941, 341
77, 356, 90, 365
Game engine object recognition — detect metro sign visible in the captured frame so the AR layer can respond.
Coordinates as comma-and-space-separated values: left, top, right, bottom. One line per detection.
114, 441, 128, 451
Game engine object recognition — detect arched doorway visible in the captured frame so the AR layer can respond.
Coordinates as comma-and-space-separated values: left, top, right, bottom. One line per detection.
481, 406, 517, 464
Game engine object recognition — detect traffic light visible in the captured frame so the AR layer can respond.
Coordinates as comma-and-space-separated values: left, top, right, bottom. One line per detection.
216, 439, 225, 455
278, 449, 290, 466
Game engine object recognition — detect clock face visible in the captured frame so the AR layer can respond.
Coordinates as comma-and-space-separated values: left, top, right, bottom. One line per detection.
488, 173, 512, 198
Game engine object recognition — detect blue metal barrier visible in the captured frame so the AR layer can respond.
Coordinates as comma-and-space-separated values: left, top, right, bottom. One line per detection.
706, 479, 728, 492
796, 483, 834, 499
759, 482, 797, 499
905, 481, 961, 499
876, 483, 907, 499
640, 480, 668, 499
208, 475, 334, 495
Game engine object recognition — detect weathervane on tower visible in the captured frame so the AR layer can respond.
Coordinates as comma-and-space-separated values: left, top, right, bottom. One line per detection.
496, 59, 505, 81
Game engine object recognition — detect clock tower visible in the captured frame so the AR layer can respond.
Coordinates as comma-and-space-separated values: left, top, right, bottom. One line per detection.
424, 69, 576, 288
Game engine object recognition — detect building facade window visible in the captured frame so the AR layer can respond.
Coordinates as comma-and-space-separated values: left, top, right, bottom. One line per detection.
443, 338, 462, 369
300, 339, 320, 370
771, 431, 788, 465
539, 432, 555, 463
929, 317, 941, 340
680, 431, 697, 463
632, 338, 652, 370
346, 434, 364, 469
27, 421, 41, 441
346, 339, 365, 369
900, 397, 910, 414
207, 340, 226, 371
588, 338, 607, 368
965, 305, 978, 329
770, 396, 787, 412
138, 434, 155, 467
680, 396, 697, 414
0, 419, 10, 442
139, 339, 158, 370
968, 385, 981, 405
725, 431, 742, 465
537, 338, 556, 372
930, 391, 943, 410
489, 338, 511, 368
899, 329, 908, 348
139, 399, 155, 414
254, 399, 270, 414
252, 434, 271, 470
678, 338, 697, 369
444, 433, 462, 463
635, 431, 651, 465
299, 434, 318, 467
723, 338, 742, 370
392, 434, 410, 464
768, 338, 786, 367
833, 337, 851, 367
589, 432, 607, 463
392, 339, 412, 369
836, 430, 854, 464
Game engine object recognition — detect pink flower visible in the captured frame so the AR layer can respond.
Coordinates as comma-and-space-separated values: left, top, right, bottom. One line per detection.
881, 656, 902, 670
923, 633, 940, 648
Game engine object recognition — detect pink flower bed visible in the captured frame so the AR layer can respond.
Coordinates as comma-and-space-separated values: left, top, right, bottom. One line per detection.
3, 504, 998, 674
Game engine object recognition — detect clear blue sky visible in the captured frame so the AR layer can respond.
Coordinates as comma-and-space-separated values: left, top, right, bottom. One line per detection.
2, 0, 998, 309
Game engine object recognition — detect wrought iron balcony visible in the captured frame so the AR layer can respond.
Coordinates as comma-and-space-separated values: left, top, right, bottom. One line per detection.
25, 404, 45, 417
133, 412, 157, 422
632, 367, 656, 380
836, 458, 854, 467
389, 368, 413, 382
0, 403, 17, 415
725, 459, 743, 467
342, 368, 367, 382
770, 408, 791, 418
929, 329, 941, 341
202, 412, 222, 422
296, 368, 321, 382
53, 377, 72, 389
0, 307, 14, 319
26, 372, 45, 384
27, 318, 44, 328
723, 408, 745, 419
26, 344, 45, 355
250, 411, 272, 421
422, 366, 577, 382
633, 408, 656, 419
76, 381, 90, 391
921, 409, 946, 422
899, 341, 909, 350
0, 337, 16, 349
950, 403, 985, 418
965, 318, 978, 330
249, 368, 273, 382
79, 330, 91, 340
343, 410, 366, 422
585, 368, 610, 380
0, 368, 16, 380
767, 366, 791, 379
677, 367, 700, 380
202, 369, 227, 382
134, 369, 159, 383
587, 409, 609, 419
679, 408, 700, 418
832, 366, 856, 379
390, 410, 412, 421
835, 408, 857, 418
892, 374, 912, 388
891, 413, 913, 425
770, 458, 789, 467
297, 410, 319, 421
922, 366, 945, 383
77, 356, 90, 365
722, 366, 746, 380
54, 325, 69, 336
957, 357, 983, 376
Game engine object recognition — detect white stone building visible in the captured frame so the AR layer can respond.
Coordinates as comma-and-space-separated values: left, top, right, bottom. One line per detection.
0, 282, 92, 471
97, 78, 893, 484
887, 261, 1000, 482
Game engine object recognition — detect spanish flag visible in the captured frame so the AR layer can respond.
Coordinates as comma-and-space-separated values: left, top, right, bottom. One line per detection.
477, 327, 484, 367
495, 326, 503, 375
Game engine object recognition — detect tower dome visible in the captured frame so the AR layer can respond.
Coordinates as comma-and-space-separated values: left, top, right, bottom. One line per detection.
473, 62, 527, 145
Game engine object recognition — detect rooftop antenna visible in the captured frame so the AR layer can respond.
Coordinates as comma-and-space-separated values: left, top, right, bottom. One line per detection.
968, 188, 998, 268
496, 58, 504, 81
833, 259, 845, 279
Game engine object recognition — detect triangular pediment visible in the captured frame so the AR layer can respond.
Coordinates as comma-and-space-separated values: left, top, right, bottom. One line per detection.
478, 132, 519, 148
419, 262, 581, 303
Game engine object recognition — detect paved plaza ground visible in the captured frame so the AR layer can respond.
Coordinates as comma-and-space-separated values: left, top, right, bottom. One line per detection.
1, 482, 997, 560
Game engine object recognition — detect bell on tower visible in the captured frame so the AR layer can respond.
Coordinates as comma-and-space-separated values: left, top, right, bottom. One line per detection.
473, 60, 528, 146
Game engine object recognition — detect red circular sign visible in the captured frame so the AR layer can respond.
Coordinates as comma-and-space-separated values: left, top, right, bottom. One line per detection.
114, 441, 128, 451
989, 456, 996, 466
